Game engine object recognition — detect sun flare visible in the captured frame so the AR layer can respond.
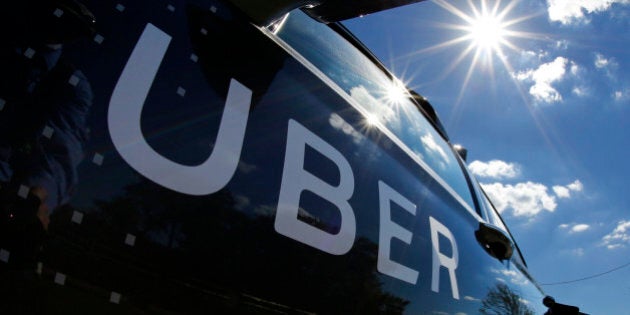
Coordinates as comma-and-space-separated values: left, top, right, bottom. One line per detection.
467, 13, 506, 51
383, 78, 409, 107
409, 0, 542, 107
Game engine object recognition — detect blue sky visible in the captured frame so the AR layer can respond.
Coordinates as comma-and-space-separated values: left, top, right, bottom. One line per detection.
344, 0, 630, 313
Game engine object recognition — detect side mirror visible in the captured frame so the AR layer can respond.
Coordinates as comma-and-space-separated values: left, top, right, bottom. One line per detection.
228, 0, 427, 25
543, 296, 586, 315
475, 223, 513, 261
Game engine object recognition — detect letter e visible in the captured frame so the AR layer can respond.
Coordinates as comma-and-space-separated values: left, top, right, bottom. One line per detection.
377, 181, 419, 284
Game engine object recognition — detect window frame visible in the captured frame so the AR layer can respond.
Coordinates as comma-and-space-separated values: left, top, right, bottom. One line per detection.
263, 11, 483, 221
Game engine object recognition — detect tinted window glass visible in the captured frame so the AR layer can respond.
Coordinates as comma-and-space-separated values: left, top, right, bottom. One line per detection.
274, 11, 475, 208
476, 185, 509, 233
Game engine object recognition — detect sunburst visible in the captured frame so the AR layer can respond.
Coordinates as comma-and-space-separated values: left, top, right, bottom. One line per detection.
400, 0, 542, 107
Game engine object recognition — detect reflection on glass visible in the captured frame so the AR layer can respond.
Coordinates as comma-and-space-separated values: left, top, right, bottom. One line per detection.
0, 0, 94, 268
382, 78, 409, 108
274, 11, 475, 208
480, 283, 535, 315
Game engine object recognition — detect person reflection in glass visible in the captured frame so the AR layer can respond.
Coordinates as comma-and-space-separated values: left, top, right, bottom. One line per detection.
0, 0, 95, 264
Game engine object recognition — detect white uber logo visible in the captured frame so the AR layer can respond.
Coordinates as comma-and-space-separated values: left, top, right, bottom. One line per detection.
378, 180, 419, 285
109, 24, 251, 195
430, 216, 460, 300
275, 120, 356, 255
275, 121, 459, 299
110, 24, 461, 300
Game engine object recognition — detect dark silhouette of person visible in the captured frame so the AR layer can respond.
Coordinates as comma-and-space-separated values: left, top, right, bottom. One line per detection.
0, 0, 95, 266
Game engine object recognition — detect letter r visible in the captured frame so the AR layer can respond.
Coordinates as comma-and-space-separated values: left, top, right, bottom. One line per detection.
430, 216, 460, 300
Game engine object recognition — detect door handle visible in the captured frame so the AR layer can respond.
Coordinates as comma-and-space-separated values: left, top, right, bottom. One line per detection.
475, 222, 514, 261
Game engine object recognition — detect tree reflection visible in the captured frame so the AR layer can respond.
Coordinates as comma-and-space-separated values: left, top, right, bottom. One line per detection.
43, 178, 408, 314
480, 283, 534, 315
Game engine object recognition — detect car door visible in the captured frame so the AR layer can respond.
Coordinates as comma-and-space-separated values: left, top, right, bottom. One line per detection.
1, 0, 546, 313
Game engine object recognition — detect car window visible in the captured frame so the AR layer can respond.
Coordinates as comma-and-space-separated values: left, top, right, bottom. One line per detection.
480, 190, 509, 233
273, 10, 475, 209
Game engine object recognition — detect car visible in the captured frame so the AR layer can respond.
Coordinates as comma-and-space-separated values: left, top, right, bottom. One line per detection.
1, 0, 565, 313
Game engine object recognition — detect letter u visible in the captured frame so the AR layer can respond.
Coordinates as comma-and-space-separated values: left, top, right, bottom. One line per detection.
108, 24, 252, 195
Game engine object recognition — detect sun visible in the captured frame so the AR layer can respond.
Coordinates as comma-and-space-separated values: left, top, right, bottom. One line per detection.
467, 12, 506, 51
401, 0, 542, 106
435, 0, 520, 62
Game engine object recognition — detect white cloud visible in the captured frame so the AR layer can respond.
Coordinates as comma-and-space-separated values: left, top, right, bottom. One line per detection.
555, 40, 569, 50
421, 132, 450, 168
614, 91, 624, 100
469, 160, 519, 179
553, 186, 570, 198
571, 224, 590, 233
572, 86, 587, 97
613, 88, 630, 101
570, 62, 580, 76
602, 220, 630, 249
594, 53, 619, 80
547, 0, 630, 24
553, 180, 583, 198
482, 178, 583, 217
594, 53, 611, 69
491, 268, 528, 286
559, 223, 590, 233
482, 182, 557, 217
562, 247, 586, 257
329, 112, 365, 144
567, 180, 584, 192
464, 296, 480, 302
522, 50, 538, 59
514, 57, 571, 104
571, 248, 585, 256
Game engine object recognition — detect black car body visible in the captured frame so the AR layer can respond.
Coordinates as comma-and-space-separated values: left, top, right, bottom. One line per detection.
1, 0, 548, 313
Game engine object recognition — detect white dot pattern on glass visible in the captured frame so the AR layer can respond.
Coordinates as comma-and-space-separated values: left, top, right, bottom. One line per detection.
0, 249, 10, 263
68, 75, 81, 87
116, 4, 125, 12
24, 48, 36, 59
110, 292, 122, 304
190, 53, 198, 62
210, 6, 217, 13
42, 126, 55, 138
92, 153, 104, 166
94, 34, 105, 44
17, 185, 30, 199
71, 211, 84, 224
54, 272, 66, 285
167, 4, 175, 12
177, 87, 186, 97
200, 28, 208, 35
125, 234, 136, 246
0, 98, 5, 111
53, 8, 64, 18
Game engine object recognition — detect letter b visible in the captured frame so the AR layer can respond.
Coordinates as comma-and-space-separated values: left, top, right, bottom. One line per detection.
275, 120, 356, 255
